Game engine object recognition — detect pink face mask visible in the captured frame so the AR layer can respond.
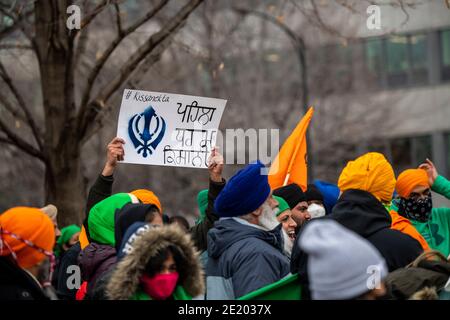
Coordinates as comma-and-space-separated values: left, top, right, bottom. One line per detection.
140, 272, 179, 300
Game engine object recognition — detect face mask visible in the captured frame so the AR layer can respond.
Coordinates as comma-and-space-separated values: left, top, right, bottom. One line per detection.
398, 194, 433, 222
140, 272, 179, 300
308, 203, 326, 219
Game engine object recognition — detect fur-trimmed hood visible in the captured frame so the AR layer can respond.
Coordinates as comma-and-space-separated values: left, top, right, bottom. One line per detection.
106, 224, 204, 299
409, 287, 439, 300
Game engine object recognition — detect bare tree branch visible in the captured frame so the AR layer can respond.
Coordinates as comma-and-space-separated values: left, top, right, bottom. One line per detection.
0, 91, 27, 124
78, 0, 204, 140
0, 3, 37, 53
0, 43, 32, 50
114, 2, 123, 37
77, 0, 170, 127
0, 117, 45, 162
0, 62, 43, 150
78, 0, 111, 31
81, 33, 174, 144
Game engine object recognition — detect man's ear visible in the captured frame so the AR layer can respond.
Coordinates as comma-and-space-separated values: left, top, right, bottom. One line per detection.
252, 206, 263, 217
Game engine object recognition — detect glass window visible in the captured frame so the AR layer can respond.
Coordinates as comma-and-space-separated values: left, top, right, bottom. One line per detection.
412, 135, 432, 166
365, 38, 383, 85
441, 30, 450, 81
410, 34, 428, 85
386, 35, 409, 86
391, 137, 412, 174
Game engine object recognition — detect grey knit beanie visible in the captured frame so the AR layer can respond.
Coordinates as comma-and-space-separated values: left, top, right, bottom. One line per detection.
299, 219, 388, 300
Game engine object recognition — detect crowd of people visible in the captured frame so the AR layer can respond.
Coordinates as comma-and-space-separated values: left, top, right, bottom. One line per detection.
1, 136, 450, 300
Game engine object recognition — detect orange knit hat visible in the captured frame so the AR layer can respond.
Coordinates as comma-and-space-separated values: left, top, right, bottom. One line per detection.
396, 169, 429, 198
338, 152, 396, 203
0, 207, 55, 269
130, 189, 162, 213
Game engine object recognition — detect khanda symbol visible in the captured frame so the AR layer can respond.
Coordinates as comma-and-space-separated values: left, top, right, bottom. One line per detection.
128, 106, 166, 158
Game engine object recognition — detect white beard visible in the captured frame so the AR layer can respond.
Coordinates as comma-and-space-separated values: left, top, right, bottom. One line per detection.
281, 228, 294, 257
258, 202, 280, 231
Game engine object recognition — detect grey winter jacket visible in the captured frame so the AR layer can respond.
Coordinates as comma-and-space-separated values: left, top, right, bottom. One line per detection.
206, 218, 290, 300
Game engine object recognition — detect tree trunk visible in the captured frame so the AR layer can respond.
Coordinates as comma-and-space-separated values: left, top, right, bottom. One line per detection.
35, 0, 85, 226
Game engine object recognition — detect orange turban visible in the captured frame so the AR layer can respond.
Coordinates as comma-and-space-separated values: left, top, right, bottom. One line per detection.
0, 207, 55, 269
396, 169, 429, 198
338, 152, 396, 203
130, 189, 162, 213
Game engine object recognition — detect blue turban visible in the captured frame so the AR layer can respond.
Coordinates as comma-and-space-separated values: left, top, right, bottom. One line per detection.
214, 161, 271, 217
313, 180, 340, 214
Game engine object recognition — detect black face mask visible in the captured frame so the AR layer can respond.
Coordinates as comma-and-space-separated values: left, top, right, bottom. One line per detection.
398, 194, 433, 222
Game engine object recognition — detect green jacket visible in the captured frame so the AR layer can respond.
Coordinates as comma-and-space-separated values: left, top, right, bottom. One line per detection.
410, 175, 450, 257
391, 175, 450, 257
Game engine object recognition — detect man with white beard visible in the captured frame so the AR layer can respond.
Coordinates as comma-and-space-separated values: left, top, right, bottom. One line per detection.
205, 161, 290, 300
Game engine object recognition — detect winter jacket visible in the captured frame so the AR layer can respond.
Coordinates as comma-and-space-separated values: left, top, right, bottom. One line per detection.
83, 174, 114, 240
385, 251, 450, 300
389, 210, 430, 251
190, 178, 225, 253
392, 175, 450, 257
291, 189, 423, 299
206, 218, 290, 300
78, 242, 117, 299
54, 242, 81, 300
106, 224, 204, 300
0, 256, 49, 300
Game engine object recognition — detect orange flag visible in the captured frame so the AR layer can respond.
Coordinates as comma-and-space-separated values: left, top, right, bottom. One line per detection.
268, 107, 314, 191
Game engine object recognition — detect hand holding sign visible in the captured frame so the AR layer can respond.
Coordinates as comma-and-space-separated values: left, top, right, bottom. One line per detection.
102, 137, 126, 176
208, 146, 224, 182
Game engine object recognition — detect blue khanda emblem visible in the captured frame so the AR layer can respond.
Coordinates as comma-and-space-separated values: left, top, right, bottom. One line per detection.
128, 106, 166, 158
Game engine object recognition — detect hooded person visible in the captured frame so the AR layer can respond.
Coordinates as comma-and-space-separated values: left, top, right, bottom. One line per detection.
273, 183, 310, 233
312, 180, 340, 214
305, 184, 327, 219
106, 223, 204, 300
54, 225, 81, 258
84, 204, 163, 300
291, 152, 423, 299
206, 161, 290, 300
273, 196, 297, 257
299, 219, 388, 300
77, 193, 140, 300
52, 224, 81, 294
0, 207, 56, 300
393, 160, 450, 257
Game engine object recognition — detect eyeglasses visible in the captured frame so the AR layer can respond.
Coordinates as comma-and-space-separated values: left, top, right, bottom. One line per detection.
0, 227, 56, 287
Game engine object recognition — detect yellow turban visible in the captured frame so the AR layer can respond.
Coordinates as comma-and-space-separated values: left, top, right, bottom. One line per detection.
396, 169, 429, 198
130, 189, 162, 213
338, 152, 396, 203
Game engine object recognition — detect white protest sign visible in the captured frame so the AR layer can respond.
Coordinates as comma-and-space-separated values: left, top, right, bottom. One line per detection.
117, 89, 227, 169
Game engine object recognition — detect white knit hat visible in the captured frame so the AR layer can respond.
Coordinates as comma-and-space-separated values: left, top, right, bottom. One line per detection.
299, 219, 388, 300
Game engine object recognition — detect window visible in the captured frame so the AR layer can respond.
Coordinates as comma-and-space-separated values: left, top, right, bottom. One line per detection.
441, 30, 450, 81
391, 138, 412, 174
410, 34, 428, 85
386, 35, 409, 87
365, 38, 384, 86
412, 135, 432, 167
